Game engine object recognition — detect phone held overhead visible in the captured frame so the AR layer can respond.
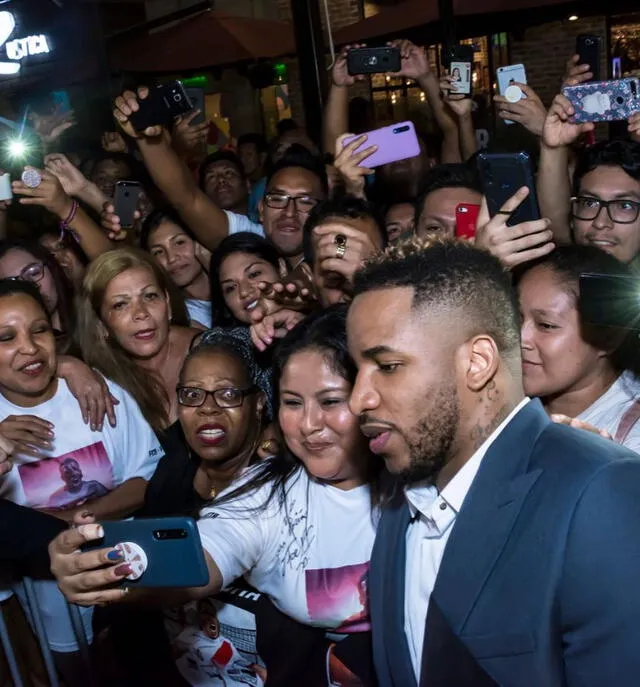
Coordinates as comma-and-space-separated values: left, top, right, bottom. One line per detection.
129, 81, 193, 132
343, 122, 421, 169
347, 46, 401, 76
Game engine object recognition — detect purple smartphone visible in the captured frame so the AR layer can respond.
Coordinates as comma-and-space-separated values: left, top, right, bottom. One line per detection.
343, 121, 420, 168
562, 78, 640, 122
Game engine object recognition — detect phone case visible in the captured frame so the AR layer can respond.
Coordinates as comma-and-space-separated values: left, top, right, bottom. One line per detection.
477, 152, 540, 226
450, 61, 471, 95
343, 121, 420, 169
129, 82, 193, 131
347, 47, 401, 76
563, 78, 640, 122
81, 517, 209, 588
497, 65, 527, 125
576, 35, 601, 82
455, 204, 480, 239
444, 44, 473, 69
114, 181, 142, 227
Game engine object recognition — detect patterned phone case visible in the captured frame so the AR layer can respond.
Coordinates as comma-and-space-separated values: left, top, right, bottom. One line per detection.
563, 78, 640, 122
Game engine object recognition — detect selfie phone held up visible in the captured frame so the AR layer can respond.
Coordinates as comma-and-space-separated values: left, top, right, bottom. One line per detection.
576, 35, 602, 82
579, 273, 640, 331
477, 152, 540, 226
129, 81, 193, 132
347, 46, 401, 76
562, 78, 640, 122
342, 121, 420, 169
445, 45, 473, 96
455, 204, 480, 239
114, 180, 142, 228
81, 517, 209, 588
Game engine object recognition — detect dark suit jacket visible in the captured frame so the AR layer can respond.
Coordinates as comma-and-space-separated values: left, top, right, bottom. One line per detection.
369, 399, 640, 686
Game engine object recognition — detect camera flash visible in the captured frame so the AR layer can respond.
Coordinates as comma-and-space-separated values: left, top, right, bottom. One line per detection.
7, 139, 26, 158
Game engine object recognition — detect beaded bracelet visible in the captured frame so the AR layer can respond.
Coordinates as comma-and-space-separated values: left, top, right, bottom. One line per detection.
59, 200, 80, 242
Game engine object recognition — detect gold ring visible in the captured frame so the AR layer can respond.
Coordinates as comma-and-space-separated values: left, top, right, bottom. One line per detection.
336, 244, 346, 259
261, 440, 272, 452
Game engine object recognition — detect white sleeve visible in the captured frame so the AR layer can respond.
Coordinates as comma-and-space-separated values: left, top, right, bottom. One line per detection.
106, 384, 164, 484
197, 493, 269, 587
224, 211, 264, 237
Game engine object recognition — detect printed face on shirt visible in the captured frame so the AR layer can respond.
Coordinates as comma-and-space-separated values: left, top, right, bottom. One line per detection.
100, 267, 171, 360
0, 292, 56, 406
518, 264, 608, 400
203, 161, 248, 212
347, 286, 461, 484
178, 348, 264, 463
572, 166, 640, 264
416, 187, 482, 239
279, 348, 367, 487
39, 234, 86, 288
259, 167, 326, 259
218, 251, 279, 324
147, 220, 203, 290
0, 248, 59, 316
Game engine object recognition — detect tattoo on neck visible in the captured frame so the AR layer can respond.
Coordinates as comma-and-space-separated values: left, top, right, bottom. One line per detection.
469, 404, 510, 452
485, 379, 498, 402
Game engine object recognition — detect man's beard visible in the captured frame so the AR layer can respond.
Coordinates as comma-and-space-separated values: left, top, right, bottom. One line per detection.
399, 379, 461, 485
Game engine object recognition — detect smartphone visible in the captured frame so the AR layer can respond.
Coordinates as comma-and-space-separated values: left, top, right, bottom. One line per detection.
450, 61, 472, 96
497, 64, 527, 125
185, 87, 205, 125
114, 180, 142, 227
129, 81, 193, 132
342, 121, 420, 168
579, 273, 640, 331
0, 173, 11, 201
347, 46, 401, 76
455, 203, 480, 239
562, 78, 640, 123
443, 44, 473, 69
576, 35, 602, 82
81, 517, 209, 588
477, 152, 540, 226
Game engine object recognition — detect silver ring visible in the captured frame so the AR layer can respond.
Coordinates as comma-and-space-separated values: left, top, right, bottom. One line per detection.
21, 169, 42, 189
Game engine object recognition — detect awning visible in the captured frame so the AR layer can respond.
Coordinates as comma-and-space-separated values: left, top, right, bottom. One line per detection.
334, 0, 582, 45
108, 9, 295, 73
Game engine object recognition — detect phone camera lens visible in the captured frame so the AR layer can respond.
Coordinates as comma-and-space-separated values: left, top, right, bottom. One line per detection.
616, 95, 624, 104
173, 94, 182, 102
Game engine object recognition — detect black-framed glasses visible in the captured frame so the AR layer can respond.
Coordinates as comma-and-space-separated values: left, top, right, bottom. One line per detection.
176, 385, 256, 409
571, 196, 640, 224
264, 192, 319, 212
6, 262, 45, 284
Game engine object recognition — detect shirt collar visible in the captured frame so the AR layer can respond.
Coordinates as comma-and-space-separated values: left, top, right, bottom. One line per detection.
405, 398, 530, 525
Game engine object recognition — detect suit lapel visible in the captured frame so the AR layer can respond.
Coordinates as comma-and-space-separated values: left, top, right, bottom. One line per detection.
431, 400, 549, 636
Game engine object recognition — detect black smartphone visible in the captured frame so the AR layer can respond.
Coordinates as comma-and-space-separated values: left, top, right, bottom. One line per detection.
347, 46, 401, 75
579, 273, 640, 331
477, 152, 540, 226
185, 87, 205, 125
443, 44, 474, 69
114, 180, 142, 227
576, 35, 602, 82
81, 517, 209, 588
129, 81, 193, 132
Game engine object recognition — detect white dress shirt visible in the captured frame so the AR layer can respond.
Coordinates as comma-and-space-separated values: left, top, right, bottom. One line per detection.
404, 398, 530, 679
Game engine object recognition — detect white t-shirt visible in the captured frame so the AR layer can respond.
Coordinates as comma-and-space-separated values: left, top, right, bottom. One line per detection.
579, 372, 640, 454
225, 211, 264, 237
0, 377, 164, 652
198, 468, 375, 632
187, 298, 212, 329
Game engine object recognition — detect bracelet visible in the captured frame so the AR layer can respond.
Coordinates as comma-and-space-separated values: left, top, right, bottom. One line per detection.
59, 200, 80, 242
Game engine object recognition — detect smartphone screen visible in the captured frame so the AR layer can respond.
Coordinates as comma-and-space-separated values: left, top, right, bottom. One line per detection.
579, 272, 640, 330
455, 204, 480, 238
450, 61, 472, 95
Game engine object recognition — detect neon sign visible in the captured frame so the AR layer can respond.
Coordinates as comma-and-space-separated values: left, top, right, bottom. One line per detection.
0, 11, 51, 75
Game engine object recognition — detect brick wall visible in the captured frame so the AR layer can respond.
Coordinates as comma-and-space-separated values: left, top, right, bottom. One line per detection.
276, 0, 364, 127
510, 15, 608, 107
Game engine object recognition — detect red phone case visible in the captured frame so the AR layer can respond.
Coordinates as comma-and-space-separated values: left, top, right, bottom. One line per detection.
455, 204, 480, 239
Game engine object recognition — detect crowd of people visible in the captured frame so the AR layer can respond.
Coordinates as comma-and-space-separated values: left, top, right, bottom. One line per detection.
0, 36, 639, 687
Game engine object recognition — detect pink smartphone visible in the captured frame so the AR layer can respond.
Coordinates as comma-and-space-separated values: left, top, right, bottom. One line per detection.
343, 121, 420, 168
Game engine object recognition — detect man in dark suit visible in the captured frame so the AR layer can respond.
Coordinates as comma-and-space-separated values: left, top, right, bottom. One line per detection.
346, 237, 640, 686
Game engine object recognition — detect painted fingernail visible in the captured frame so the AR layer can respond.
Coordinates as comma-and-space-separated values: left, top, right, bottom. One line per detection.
107, 549, 124, 562
114, 564, 132, 577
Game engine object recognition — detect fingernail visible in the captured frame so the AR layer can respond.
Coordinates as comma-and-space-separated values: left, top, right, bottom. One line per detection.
114, 564, 132, 577
107, 549, 124, 562
80, 510, 93, 518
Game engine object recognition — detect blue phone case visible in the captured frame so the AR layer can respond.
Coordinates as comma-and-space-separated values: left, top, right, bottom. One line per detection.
82, 517, 209, 588
563, 78, 640, 122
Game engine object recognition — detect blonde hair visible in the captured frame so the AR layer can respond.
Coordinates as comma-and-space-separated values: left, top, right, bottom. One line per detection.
75, 247, 189, 430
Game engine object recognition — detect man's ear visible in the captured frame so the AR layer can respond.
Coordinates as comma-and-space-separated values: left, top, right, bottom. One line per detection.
458, 335, 500, 393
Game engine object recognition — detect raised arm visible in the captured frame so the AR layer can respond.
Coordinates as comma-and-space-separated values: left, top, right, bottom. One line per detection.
113, 88, 231, 251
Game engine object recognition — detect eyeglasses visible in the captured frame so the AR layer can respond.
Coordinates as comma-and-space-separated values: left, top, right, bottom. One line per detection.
176, 385, 256, 409
571, 196, 640, 224
6, 262, 45, 284
264, 193, 319, 212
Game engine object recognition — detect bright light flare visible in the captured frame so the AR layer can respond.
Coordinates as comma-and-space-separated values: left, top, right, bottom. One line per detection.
7, 138, 27, 158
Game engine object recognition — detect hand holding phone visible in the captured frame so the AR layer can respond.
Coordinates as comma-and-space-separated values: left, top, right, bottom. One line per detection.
342, 122, 420, 168
347, 47, 401, 76
128, 81, 193, 133
576, 35, 602, 82
114, 180, 142, 228
562, 78, 640, 123
497, 64, 528, 125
